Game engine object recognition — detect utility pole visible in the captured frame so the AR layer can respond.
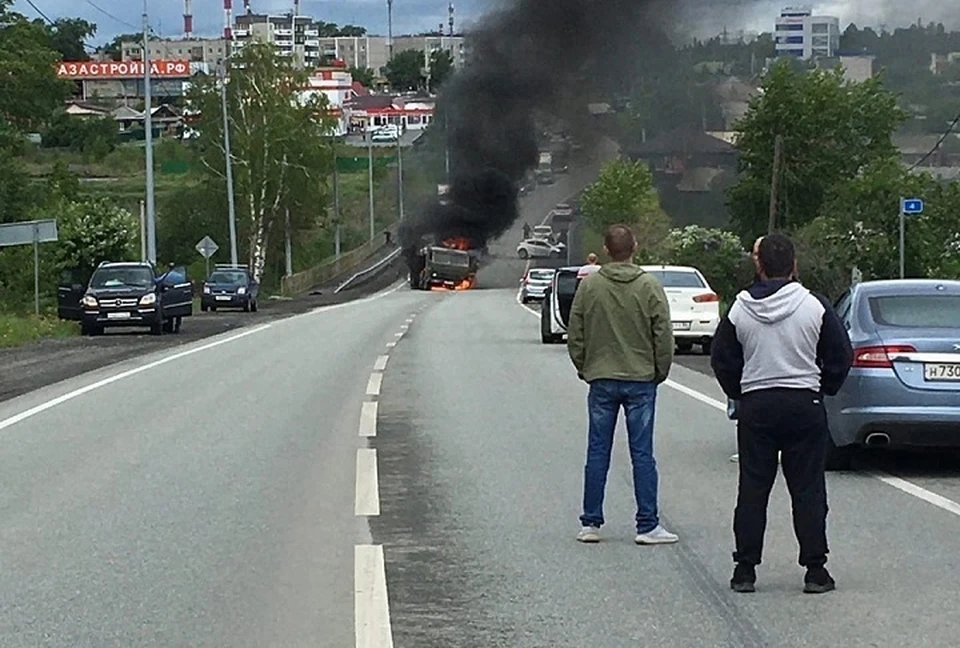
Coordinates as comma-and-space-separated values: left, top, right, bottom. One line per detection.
767, 134, 784, 233
284, 207, 293, 276
333, 145, 342, 272
397, 126, 404, 221
219, 60, 239, 267
386, 0, 394, 61
899, 197, 906, 279
139, 199, 146, 260
367, 125, 375, 242
143, 1, 157, 264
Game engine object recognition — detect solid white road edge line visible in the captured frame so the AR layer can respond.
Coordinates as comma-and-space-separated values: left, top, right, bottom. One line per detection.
354, 544, 394, 648
515, 298, 960, 520
0, 324, 272, 432
374, 355, 389, 372
355, 448, 381, 516
366, 373, 383, 397
359, 401, 378, 438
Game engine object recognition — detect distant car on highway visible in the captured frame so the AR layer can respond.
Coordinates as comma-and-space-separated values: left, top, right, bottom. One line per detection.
540, 266, 580, 343
519, 267, 556, 303
641, 265, 720, 355
201, 265, 260, 312
58, 261, 193, 336
517, 238, 564, 260
824, 279, 960, 470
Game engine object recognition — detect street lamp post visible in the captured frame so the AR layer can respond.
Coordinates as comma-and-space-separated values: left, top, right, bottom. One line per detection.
142, 1, 157, 264
368, 125, 375, 242
219, 60, 239, 267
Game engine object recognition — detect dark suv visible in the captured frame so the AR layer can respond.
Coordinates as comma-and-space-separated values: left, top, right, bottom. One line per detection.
200, 265, 259, 312
58, 261, 194, 336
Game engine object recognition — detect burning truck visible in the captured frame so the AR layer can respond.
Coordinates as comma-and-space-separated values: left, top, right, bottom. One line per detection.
408, 237, 482, 291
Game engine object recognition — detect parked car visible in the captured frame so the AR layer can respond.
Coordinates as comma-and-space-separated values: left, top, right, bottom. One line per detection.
533, 225, 553, 239
641, 265, 720, 355
824, 279, 960, 470
517, 238, 564, 260
519, 267, 556, 303
58, 261, 193, 336
540, 266, 581, 343
371, 125, 401, 142
201, 265, 260, 312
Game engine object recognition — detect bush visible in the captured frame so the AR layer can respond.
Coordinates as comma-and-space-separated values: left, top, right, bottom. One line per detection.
641, 225, 751, 300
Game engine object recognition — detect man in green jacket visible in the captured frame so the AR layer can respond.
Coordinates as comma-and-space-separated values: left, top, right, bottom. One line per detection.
567, 224, 678, 545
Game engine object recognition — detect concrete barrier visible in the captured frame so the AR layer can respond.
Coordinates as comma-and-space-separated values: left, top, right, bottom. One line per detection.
280, 226, 395, 297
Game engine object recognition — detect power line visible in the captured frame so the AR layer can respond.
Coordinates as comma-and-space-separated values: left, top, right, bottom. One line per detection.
908, 110, 960, 171
21, 0, 98, 52
84, 0, 140, 31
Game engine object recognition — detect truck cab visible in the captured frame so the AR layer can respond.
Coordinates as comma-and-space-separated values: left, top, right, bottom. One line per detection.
411, 245, 477, 290
58, 261, 194, 336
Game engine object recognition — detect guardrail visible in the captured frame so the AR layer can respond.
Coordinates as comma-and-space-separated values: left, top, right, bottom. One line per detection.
279, 226, 395, 297
334, 247, 402, 294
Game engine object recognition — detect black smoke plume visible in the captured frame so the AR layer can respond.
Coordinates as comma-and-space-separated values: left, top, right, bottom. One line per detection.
398, 0, 688, 262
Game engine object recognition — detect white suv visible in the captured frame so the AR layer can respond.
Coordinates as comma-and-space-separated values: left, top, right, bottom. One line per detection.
640, 265, 720, 355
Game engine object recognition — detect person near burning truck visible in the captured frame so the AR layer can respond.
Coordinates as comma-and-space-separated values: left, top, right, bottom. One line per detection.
710, 233, 853, 595
567, 224, 679, 546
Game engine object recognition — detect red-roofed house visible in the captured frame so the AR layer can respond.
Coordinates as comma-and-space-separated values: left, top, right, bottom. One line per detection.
344, 94, 435, 134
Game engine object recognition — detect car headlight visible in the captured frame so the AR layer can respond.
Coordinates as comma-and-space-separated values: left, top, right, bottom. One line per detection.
139, 293, 157, 306
81, 295, 98, 308
237, 286, 247, 295
203, 285, 211, 294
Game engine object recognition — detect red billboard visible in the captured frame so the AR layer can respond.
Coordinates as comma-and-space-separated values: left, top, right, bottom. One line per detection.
56, 60, 192, 79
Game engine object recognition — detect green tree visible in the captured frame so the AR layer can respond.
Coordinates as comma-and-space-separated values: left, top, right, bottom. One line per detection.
42, 17, 96, 61
727, 60, 907, 241
428, 49, 454, 91
187, 42, 337, 281
580, 159, 669, 252
795, 159, 960, 293
349, 66, 375, 87
383, 49, 424, 91
337, 25, 366, 37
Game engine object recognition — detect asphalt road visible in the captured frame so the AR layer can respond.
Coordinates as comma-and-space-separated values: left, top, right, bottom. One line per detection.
4, 148, 960, 646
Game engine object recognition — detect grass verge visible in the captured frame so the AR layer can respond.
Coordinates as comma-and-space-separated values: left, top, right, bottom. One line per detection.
0, 313, 77, 349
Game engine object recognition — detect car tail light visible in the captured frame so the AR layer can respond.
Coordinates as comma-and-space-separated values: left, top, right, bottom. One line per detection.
852, 345, 916, 369
693, 293, 719, 303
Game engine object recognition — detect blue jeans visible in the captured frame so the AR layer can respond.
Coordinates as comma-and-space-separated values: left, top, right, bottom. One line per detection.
580, 379, 660, 534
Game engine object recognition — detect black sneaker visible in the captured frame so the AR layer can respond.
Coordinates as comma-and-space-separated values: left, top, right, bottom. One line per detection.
730, 563, 756, 593
803, 566, 836, 594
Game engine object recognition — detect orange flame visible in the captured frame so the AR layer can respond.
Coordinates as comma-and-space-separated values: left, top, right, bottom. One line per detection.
442, 237, 472, 251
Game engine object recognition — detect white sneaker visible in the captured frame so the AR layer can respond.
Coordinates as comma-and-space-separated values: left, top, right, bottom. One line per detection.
577, 526, 601, 543
635, 525, 679, 545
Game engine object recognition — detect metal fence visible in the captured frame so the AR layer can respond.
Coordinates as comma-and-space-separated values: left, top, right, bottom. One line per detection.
279, 225, 397, 297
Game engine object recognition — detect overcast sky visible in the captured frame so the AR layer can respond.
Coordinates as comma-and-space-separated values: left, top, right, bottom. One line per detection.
11, 0, 960, 44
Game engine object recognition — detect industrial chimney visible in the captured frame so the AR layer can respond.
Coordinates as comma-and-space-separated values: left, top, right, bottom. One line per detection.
243, 0, 251, 14
294, 0, 300, 16
448, 2, 454, 36
223, 0, 233, 40
184, 0, 193, 38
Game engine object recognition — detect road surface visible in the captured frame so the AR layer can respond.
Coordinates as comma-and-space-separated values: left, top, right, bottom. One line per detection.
2, 154, 960, 647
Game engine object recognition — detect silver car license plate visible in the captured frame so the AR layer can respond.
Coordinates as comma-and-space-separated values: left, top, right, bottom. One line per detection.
923, 363, 960, 381
215, 295, 231, 301
106, 312, 131, 320
672, 322, 691, 331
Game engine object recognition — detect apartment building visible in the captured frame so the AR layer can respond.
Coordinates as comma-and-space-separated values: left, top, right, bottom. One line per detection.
774, 7, 840, 59
121, 38, 228, 68
233, 13, 323, 68
318, 34, 467, 76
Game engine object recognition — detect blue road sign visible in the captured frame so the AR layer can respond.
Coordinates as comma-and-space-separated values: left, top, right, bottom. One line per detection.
903, 198, 924, 214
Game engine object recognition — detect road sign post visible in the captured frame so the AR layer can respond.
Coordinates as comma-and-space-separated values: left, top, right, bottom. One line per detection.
899, 197, 924, 279
195, 235, 220, 279
0, 219, 58, 315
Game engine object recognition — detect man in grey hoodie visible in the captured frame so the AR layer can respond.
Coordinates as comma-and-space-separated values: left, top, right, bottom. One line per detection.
711, 233, 852, 595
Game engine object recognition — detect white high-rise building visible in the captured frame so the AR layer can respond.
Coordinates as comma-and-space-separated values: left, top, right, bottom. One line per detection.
774, 7, 840, 60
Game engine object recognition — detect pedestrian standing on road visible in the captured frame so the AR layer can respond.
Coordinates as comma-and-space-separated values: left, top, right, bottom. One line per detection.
578, 253, 600, 279
567, 224, 679, 546
522, 223, 531, 239
710, 233, 853, 594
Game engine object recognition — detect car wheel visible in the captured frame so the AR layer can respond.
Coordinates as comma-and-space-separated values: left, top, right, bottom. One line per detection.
825, 435, 854, 471
151, 321, 163, 336
201, 304, 208, 312
162, 319, 175, 333
243, 299, 251, 313
701, 339, 712, 355
518, 249, 529, 260
677, 342, 693, 353
251, 299, 259, 312
81, 323, 102, 337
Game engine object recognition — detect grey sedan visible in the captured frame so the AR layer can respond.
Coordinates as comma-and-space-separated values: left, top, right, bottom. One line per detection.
826, 279, 960, 469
